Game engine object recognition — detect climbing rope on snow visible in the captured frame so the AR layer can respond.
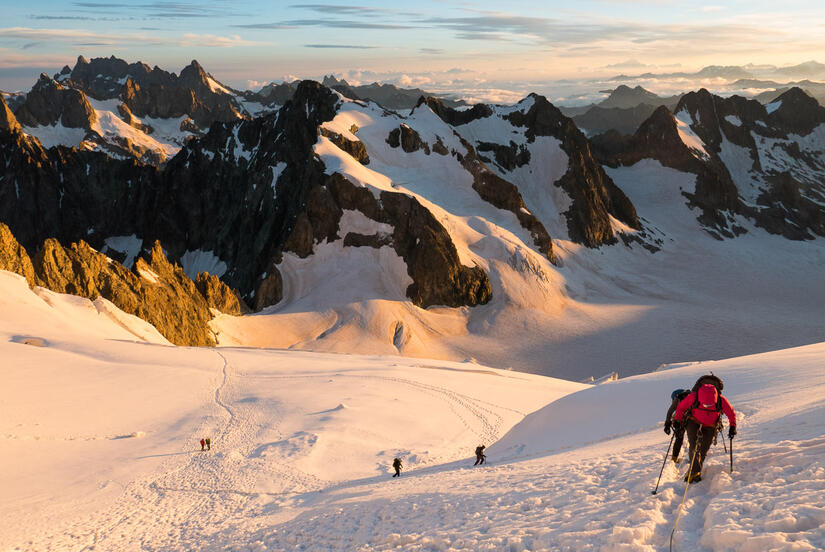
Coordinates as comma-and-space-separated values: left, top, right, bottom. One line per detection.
669, 426, 702, 551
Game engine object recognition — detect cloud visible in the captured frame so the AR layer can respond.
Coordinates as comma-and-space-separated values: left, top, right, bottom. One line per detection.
0, 27, 256, 49
304, 44, 378, 49
22, 42, 42, 50
397, 74, 433, 87
70, 1, 231, 18
243, 19, 416, 30
228, 23, 294, 30
423, 12, 791, 53
419, 48, 444, 55
178, 34, 254, 47
289, 3, 418, 16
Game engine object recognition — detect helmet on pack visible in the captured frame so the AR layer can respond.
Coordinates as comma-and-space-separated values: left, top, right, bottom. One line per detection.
671, 389, 686, 401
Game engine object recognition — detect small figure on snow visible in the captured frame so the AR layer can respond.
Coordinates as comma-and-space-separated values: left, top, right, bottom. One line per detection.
205, 437, 211, 451
392, 457, 402, 477
474, 445, 486, 466
673, 374, 736, 483
200, 438, 206, 451
664, 389, 690, 463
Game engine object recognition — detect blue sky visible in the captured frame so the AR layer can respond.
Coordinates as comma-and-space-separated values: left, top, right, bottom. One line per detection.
2, 1, 825, 99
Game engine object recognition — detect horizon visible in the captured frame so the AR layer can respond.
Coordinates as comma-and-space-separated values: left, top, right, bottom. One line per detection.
2, 1, 825, 103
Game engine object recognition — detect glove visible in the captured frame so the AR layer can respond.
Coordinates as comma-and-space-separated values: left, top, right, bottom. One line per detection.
728, 426, 737, 439
672, 420, 682, 433
664, 421, 672, 435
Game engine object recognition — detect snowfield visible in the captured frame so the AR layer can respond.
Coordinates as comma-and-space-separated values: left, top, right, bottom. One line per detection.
3, 269, 825, 551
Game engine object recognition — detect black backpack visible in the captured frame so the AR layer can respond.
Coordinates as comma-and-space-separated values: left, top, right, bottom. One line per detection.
691, 374, 723, 393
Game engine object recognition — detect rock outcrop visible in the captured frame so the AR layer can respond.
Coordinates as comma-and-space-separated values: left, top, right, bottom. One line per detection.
0, 96, 21, 133
1, 221, 246, 345
387, 124, 431, 154
14, 74, 97, 129
320, 127, 370, 164
57, 56, 241, 129
506, 94, 641, 246
454, 136, 556, 263
592, 87, 825, 240
476, 140, 531, 171
0, 223, 36, 285
416, 96, 492, 125
196, 271, 250, 315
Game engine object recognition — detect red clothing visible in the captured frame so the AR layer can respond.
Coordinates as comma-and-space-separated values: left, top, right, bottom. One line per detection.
674, 390, 736, 428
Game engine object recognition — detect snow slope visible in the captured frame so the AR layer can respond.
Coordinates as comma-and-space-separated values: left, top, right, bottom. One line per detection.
3, 268, 825, 551
0, 270, 581, 550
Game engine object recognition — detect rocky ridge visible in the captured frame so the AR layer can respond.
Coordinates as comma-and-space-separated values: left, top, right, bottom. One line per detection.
592, 87, 825, 239
1, 80, 493, 312
0, 222, 245, 345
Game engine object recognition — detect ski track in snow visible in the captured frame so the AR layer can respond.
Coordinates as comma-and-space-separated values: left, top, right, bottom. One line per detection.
16, 352, 527, 551
29, 369, 825, 552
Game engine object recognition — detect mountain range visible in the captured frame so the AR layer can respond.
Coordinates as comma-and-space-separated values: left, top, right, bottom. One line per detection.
2, 55, 825, 377
610, 60, 825, 82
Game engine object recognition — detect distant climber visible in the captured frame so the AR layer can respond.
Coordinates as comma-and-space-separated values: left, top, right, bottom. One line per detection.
673, 374, 736, 483
205, 437, 211, 451
664, 389, 690, 462
474, 445, 486, 466
392, 457, 402, 477
200, 438, 205, 451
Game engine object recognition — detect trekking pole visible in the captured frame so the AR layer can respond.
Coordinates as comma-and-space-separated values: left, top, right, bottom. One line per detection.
720, 430, 728, 454
652, 433, 675, 495
669, 429, 702, 551
729, 435, 734, 473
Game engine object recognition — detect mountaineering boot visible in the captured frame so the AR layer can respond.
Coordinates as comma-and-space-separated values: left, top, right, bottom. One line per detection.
672, 456, 681, 464
684, 471, 701, 483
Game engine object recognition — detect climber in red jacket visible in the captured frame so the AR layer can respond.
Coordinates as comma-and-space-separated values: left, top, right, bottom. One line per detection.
673, 380, 736, 483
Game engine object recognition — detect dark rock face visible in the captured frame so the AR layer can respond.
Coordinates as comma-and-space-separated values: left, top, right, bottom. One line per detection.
250, 76, 467, 112
415, 97, 493, 125
506, 94, 640, 246
454, 136, 556, 263
593, 87, 825, 240
60, 56, 241, 128
599, 85, 663, 109
243, 81, 300, 108
14, 74, 97, 129
381, 191, 491, 308
385, 124, 431, 154
755, 172, 825, 239
3, 79, 494, 313
293, 173, 492, 308
476, 141, 531, 171
399, 124, 430, 154
572, 103, 658, 136
319, 127, 370, 164
767, 87, 825, 135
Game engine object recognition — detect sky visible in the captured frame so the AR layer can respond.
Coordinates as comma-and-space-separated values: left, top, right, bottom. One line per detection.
2, 1, 825, 102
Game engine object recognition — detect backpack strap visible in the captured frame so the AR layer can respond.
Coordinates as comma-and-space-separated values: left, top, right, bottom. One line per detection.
687, 389, 723, 424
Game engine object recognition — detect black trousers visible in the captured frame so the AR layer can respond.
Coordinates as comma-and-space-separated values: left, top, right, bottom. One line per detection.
673, 428, 685, 460
393, 467, 400, 477
685, 421, 715, 477
474, 454, 485, 465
